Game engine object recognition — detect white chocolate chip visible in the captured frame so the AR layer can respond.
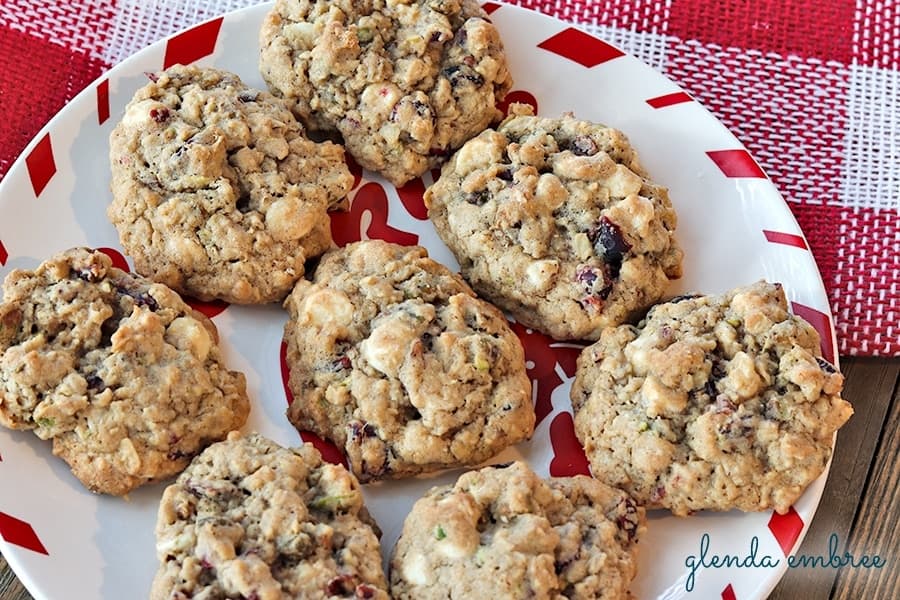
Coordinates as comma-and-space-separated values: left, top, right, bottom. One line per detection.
402, 553, 431, 586
265, 194, 319, 241
166, 316, 212, 362
301, 288, 354, 327
525, 260, 559, 292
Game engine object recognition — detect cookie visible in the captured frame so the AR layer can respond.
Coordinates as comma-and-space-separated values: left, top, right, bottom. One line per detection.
151, 432, 389, 600
259, 0, 513, 186
425, 106, 684, 341
571, 281, 854, 516
283, 240, 533, 482
108, 65, 354, 304
0, 248, 250, 495
389, 461, 644, 600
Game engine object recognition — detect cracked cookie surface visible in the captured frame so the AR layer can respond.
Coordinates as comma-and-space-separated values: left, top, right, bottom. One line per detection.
108, 65, 353, 304
571, 281, 853, 516
283, 240, 533, 482
0, 248, 249, 495
426, 106, 683, 341
389, 461, 645, 600
152, 432, 388, 600
259, 0, 512, 186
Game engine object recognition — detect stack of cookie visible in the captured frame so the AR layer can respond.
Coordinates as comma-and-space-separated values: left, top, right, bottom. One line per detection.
0, 0, 854, 598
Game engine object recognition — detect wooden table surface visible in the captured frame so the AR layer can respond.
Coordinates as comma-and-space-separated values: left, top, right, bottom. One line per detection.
1, 356, 898, 599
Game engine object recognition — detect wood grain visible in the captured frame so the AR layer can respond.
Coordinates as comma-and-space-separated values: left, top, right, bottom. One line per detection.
0, 556, 28, 600
769, 357, 900, 600
831, 363, 900, 599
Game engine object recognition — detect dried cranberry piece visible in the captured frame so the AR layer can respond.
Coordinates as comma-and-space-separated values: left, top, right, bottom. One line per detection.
428, 147, 449, 157
349, 421, 377, 442
615, 497, 640, 542
149, 107, 170, 123
326, 574, 356, 596
575, 265, 599, 288
333, 355, 352, 371
134, 292, 159, 311
442, 65, 484, 87
571, 135, 598, 156
591, 217, 632, 264
355, 584, 377, 599
575, 265, 613, 302
496, 168, 514, 182
465, 190, 490, 205
117, 284, 159, 311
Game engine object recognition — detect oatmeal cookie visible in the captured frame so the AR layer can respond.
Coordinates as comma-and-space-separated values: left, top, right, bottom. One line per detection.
389, 461, 644, 599
108, 65, 353, 304
426, 106, 683, 341
571, 281, 853, 516
259, 0, 513, 186
0, 248, 249, 495
152, 432, 389, 600
283, 240, 533, 482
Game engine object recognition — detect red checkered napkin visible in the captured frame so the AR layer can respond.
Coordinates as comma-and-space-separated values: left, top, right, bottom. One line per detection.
0, 0, 896, 355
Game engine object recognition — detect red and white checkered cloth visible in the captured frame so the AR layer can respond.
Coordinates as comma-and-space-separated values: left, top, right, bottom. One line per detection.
0, 0, 897, 356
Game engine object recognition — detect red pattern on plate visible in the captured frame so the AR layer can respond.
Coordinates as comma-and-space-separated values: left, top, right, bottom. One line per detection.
510, 323, 581, 426
706, 149, 767, 179
537, 27, 625, 67
0, 512, 48, 555
396, 178, 429, 220
767, 506, 804, 556
280, 344, 351, 467
330, 182, 419, 247
162, 17, 224, 69
481, 2, 502, 14
345, 154, 363, 191
25, 133, 56, 197
184, 298, 229, 319
96, 79, 110, 126
790, 301, 836, 365
548, 412, 591, 477
722, 583, 738, 600
498, 90, 539, 116
97, 246, 130, 272
646, 91, 693, 108
298, 431, 347, 467
763, 230, 808, 250
0, 240, 7, 266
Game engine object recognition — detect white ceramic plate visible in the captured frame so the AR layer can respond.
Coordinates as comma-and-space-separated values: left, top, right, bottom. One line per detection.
0, 2, 838, 599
